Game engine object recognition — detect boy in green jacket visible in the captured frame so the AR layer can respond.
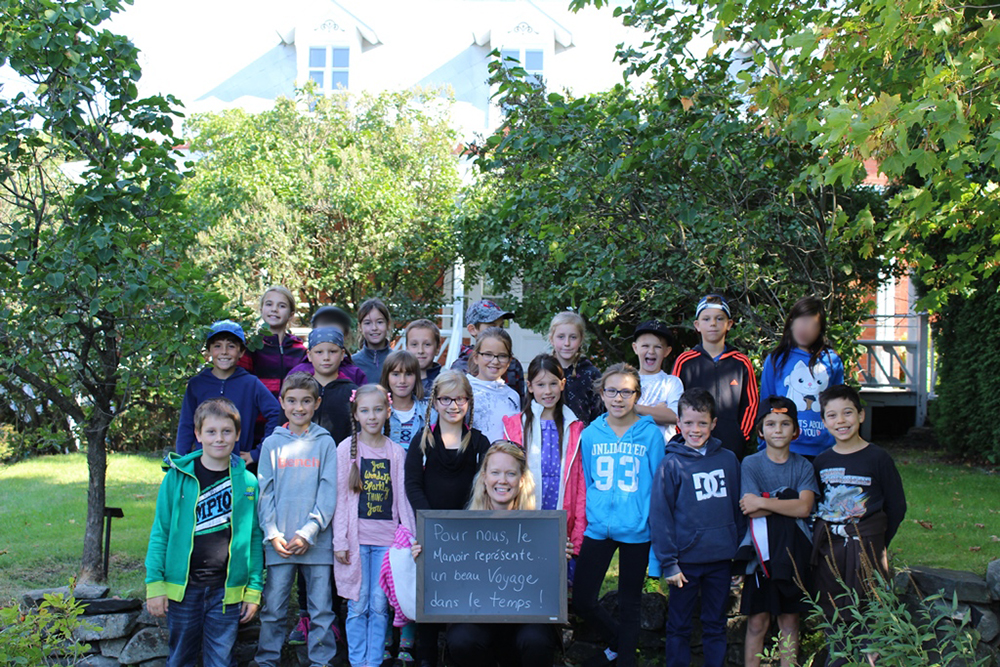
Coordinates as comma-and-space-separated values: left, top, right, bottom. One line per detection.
145, 397, 264, 667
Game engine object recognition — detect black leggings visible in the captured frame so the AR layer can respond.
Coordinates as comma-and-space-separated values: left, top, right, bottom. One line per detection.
572, 537, 650, 667
446, 623, 557, 667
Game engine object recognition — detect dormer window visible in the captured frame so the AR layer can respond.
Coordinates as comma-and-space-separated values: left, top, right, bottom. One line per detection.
308, 46, 350, 90
500, 47, 543, 85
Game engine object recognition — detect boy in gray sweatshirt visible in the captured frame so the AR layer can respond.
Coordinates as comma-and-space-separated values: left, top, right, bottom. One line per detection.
255, 373, 339, 667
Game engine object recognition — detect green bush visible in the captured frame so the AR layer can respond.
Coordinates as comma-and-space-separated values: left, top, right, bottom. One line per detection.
930, 272, 1000, 463
0, 590, 96, 665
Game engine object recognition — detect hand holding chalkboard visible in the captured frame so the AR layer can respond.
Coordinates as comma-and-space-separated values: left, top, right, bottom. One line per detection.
415, 510, 568, 623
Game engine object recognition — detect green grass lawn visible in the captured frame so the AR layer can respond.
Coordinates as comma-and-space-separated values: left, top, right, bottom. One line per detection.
0, 452, 165, 604
0, 448, 996, 606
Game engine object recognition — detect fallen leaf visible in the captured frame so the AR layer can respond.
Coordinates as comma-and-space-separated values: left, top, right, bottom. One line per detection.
969, 546, 982, 552
975, 523, 985, 529
68, 519, 75, 524
134, 494, 146, 500
916, 520, 934, 530
680, 97, 694, 111
0, 549, 8, 556
990, 535, 1000, 542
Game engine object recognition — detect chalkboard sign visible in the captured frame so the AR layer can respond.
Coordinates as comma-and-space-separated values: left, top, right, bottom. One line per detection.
416, 510, 567, 624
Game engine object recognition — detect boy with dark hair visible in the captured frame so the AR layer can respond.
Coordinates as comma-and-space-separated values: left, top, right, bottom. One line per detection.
256, 371, 339, 667
651, 388, 743, 667
146, 397, 263, 667
672, 294, 759, 459
176, 320, 282, 465
451, 299, 526, 397
738, 396, 817, 667
812, 384, 906, 651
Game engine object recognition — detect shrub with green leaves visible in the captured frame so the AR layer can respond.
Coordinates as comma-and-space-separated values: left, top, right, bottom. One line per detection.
0, 592, 96, 665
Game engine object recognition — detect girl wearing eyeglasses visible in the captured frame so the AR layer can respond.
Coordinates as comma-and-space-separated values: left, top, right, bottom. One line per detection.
403, 369, 490, 667
465, 326, 521, 442
573, 363, 665, 667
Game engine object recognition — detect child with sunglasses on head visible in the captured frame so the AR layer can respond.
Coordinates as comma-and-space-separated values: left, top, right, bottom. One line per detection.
573, 363, 664, 667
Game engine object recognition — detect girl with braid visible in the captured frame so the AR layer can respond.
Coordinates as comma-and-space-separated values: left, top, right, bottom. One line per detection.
403, 370, 490, 667
333, 384, 415, 667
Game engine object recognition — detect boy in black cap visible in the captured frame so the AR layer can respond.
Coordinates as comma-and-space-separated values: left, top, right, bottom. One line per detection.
450, 299, 525, 397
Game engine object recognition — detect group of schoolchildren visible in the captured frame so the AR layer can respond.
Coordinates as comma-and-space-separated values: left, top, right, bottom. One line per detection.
145, 287, 907, 667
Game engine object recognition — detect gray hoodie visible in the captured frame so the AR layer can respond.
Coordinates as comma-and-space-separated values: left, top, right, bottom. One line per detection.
257, 422, 338, 565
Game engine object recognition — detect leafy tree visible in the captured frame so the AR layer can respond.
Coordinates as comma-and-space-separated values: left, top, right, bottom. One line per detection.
458, 58, 889, 363
576, 0, 1000, 310
0, 0, 225, 581
184, 87, 463, 330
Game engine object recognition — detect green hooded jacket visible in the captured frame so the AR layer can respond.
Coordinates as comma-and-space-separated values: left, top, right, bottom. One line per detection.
145, 450, 264, 605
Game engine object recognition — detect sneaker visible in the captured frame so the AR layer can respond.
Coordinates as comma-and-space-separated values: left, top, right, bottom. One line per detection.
398, 649, 414, 664
287, 615, 309, 646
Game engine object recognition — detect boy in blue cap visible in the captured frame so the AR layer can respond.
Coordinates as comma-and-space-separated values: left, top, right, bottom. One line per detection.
175, 320, 282, 467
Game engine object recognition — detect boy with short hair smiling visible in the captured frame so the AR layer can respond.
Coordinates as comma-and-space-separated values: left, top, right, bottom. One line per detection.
256, 372, 340, 667
672, 295, 758, 459
632, 320, 684, 442
651, 388, 743, 667
306, 327, 358, 444
738, 396, 817, 667
812, 385, 906, 639
176, 320, 282, 465
288, 306, 367, 385
146, 398, 264, 667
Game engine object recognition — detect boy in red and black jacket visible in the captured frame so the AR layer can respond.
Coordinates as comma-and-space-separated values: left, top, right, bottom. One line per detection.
672, 294, 759, 460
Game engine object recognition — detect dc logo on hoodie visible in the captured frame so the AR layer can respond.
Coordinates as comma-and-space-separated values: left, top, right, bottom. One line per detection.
693, 470, 728, 501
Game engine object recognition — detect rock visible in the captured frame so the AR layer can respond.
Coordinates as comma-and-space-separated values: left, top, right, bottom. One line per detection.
119, 626, 169, 664
973, 605, 999, 643
598, 589, 620, 620
75, 656, 120, 667
73, 583, 110, 600
987, 559, 1000, 601
20, 585, 71, 608
72, 611, 140, 641
906, 566, 991, 604
139, 660, 167, 667
639, 592, 666, 631
80, 597, 143, 615
893, 569, 913, 594
99, 636, 129, 658
563, 639, 602, 664
136, 604, 168, 628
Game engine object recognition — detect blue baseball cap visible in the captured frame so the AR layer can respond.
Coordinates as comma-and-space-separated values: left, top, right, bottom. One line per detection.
206, 320, 246, 346
695, 294, 731, 318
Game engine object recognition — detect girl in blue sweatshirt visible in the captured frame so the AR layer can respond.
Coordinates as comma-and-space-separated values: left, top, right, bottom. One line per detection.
759, 296, 844, 458
573, 363, 664, 667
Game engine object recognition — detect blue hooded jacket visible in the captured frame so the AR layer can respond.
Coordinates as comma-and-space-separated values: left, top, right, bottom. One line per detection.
651, 435, 744, 577
759, 347, 844, 457
581, 414, 665, 543
175, 367, 282, 461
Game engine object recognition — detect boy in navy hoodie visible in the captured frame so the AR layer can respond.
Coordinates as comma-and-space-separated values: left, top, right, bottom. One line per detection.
651, 388, 743, 667
176, 320, 282, 466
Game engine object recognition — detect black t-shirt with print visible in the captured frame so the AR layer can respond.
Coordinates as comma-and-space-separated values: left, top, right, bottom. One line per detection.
187, 458, 233, 587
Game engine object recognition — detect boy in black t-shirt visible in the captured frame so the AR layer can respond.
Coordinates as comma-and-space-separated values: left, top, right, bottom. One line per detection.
812, 385, 906, 659
146, 398, 264, 667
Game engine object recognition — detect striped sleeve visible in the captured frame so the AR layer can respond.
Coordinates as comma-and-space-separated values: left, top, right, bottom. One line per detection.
736, 353, 759, 440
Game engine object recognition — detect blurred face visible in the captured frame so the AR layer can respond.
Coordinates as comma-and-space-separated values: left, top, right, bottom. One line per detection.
208, 337, 242, 374
434, 388, 470, 426
791, 313, 822, 349
601, 373, 639, 420
485, 451, 522, 510
693, 308, 733, 346
406, 327, 439, 370
354, 392, 389, 437
474, 336, 511, 382
632, 333, 670, 374
470, 318, 505, 337
822, 397, 864, 444
550, 324, 582, 366
761, 411, 798, 450
280, 389, 319, 430
528, 370, 565, 410
677, 408, 717, 449
361, 309, 388, 348
308, 342, 345, 381
387, 367, 416, 400
312, 317, 347, 336
196, 416, 238, 467
261, 291, 293, 331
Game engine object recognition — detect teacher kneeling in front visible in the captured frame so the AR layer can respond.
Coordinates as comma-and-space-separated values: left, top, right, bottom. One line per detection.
412, 441, 570, 667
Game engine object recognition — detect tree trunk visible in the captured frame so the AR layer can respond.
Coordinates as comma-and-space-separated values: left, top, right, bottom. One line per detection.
79, 410, 112, 583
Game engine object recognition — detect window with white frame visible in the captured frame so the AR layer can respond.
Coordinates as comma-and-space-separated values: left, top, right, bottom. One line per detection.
500, 47, 543, 85
308, 46, 350, 90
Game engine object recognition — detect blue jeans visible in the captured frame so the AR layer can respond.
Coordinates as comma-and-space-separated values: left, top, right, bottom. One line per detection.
665, 560, 730, 667
346, 545, 390, 667
166, 585, 239, 667
257, 562, 338, 667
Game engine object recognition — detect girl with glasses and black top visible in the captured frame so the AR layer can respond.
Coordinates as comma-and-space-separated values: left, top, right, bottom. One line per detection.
404, 370, 491, 667
573, 363, 665, 667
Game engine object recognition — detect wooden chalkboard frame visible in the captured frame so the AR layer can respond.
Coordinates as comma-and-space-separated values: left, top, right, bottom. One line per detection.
415, 509, 568, 624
